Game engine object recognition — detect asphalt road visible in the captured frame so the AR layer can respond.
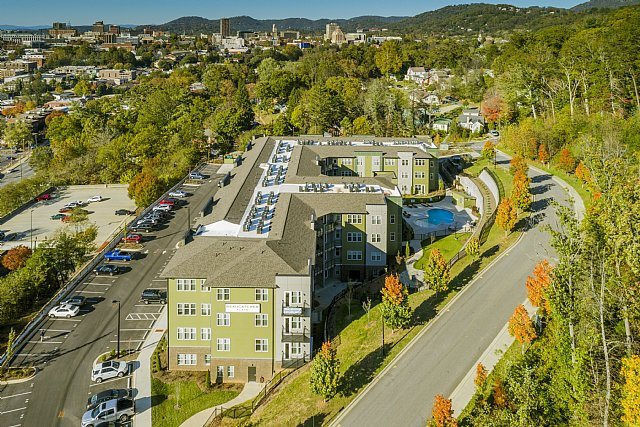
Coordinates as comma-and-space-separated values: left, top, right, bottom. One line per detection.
332, 152, 569, 426
0, 158, 34, 189
0, 164, 222, 427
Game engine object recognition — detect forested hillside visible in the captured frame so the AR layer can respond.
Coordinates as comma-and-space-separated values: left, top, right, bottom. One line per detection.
572, 0, 640, 11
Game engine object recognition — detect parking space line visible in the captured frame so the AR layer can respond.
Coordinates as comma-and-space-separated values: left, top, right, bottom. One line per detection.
134, 304, 163, 307
120, 328, 151, 331
89, 376, 131, 387
27, 340, 62, 344
0, 391, 31, 400
50, 318, 82, 322
0, 407, 27, 414
76, 290, 104, 294
39, 329, 70, 333
109, 339, 145, 343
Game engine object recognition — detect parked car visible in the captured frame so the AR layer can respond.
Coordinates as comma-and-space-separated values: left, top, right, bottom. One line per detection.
81, 397, 134, 426
489, 130, 500, 137
123, 234, 142, 243
0, 232, 17, 242
158, 199, 175, 206
140, 289, 167, 304
51, 213, 66, 220
91, 361, 129, 383
86, 389, 131, 410
59, 207, 72, 213
152, 204, 171, 212
168, 190, 188, 198
60, 295, 86, 306
114, 209, 134, 216
136, 218, 158, 226
144, 213, 168, 222
87, 195, 103, 203
188, 171, 204, 180
104, 250, 132, 262
36, 193, 52, 201
48, 304, 80, 318
130, 223, 155, 233
94, 264, 124, 276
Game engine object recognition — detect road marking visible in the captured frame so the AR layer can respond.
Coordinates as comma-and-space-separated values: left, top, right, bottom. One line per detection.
39, 329, 70, 333
28, 340, 62, 344
0, 392, 31, 400
134, 304, 162, 307
125, 313, 160, 321
89, 282, 111, 286
50, 318, 82, 322
120, 328, 151, 331
76, 290, 104, 294
8, 424, 21, 427
145, 287, 165, 290
109, 339, 145, 343
0, 407, 27, 415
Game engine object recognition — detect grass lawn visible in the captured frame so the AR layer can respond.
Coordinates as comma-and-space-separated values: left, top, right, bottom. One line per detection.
414, 232, 471, 270
217, 227, 522, 426
151, 372, 241, 427
464, 157, 514, 196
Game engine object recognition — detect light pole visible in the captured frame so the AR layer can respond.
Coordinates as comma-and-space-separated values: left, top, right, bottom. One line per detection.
112, 300, 121, 356
30, 209, 33, 250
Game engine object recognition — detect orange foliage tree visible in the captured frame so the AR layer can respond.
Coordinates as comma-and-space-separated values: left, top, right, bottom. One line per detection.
482, 140, 495, 160
622, 355, 640, 426
511, 171, 532, 213
1, 245, 32, 271
481, 88, 509, 126
537, 143, 549, 165
381, 274, 411, 331
496, 197, 518, 235
556, 148, 576, 173
574, 161, 592, 186
492, 378, 509, 409
509, 154, 528, 176
508, 304, 536, 351
431, 394, 457, 427
525, 260, 553, 314
475, 363, 488, 389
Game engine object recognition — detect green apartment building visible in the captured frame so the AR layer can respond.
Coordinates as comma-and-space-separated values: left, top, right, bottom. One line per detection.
161, 136, 438, 382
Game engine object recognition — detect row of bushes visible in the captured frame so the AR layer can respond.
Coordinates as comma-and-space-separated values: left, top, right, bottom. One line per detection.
0, 175, 49, 217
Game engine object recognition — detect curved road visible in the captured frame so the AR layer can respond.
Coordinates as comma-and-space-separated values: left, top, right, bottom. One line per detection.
332, 152, 570, 426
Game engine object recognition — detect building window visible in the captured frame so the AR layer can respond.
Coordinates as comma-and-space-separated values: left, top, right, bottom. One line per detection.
216, 288, 230, 301
390, 215, 396, 224
255, 314, 268, 327
217, 313, 230, 326
204, 354, 211, 366
334, 229, 341, 239
371, 252, 382, 261
414, 172, 425, 179
255, 339, 268, 352
401, 159, 409, 166
285, 291, 302, 305
217, 365, 224, 379
347, 232, 362, 242
217, 338, 230, 352
373, 158, 380, 166
371, 215, 381, 225
200, 279, 211, 292
227, 366, 235, 378
341, 170, 352, 176
390, 232, 396, 241
177, 354, 196, 366
201, 303, 211, 316
415, 159, 426, 166
177, 327, 196, 340
177, 303, 196, 316
346, 214, 362, 224
371, 233, 381, 243
335, 247, 341, 257
401, 172, 409, 179
357, 158, 364, 166
177, 279, 196, 291
201, 328, 211, 341
343, 158, 352, 165
291, 342, 302, 356
430, 173, 435, 180
347, 251, 362, 261
290, 317, 301, 331
384, 158, 396, 166
414, 185, 424, 194
255, 288, 269, 301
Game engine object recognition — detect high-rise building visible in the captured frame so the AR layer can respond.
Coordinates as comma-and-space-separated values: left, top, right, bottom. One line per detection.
108, 25, 121, 35
92, 20, 105, 34
220, 18, 230, 38
325, 22, 339, 41
50, 22, 77, 39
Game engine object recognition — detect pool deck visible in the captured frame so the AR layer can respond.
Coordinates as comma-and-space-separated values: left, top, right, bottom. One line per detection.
403, 196, 476, 239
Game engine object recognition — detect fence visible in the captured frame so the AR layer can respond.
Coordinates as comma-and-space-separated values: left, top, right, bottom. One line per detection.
0, 163, 208, 366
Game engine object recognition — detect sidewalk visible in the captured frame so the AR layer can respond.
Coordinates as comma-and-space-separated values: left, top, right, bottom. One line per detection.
449, 300, 534, 415
132, 306, 167, 427
179, 381, 265, 427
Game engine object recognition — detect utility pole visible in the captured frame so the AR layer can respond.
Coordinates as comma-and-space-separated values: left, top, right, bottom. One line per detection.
112, 300, 121, 356
30, 209, 33, 250
381, 318, 385, 357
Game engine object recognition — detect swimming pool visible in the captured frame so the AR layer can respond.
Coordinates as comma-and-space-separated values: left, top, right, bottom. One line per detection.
414, 208, 455, 227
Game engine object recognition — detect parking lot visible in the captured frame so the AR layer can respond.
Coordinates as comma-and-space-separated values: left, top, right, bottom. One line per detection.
0, 184, 136, 250
1, 163, 222, 427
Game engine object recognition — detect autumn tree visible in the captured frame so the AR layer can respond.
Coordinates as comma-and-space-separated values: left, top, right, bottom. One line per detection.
4, 120, 33, 150
492, 378, 509, 409
508, 304, 536, 352
496, 197, 518, 235
621, 355, 640, 426
509, 154, 528, 176
482, 140, 495, 160
128, 166, 164, 208
1, 245, 32, 271
574, 161, 591, 186
475, 363, 488, 389
555, 147, 576, 173
423, 249, 451, 297
537, 143, 549, 165
309, 341, 340, 400
525, 260, 553, 314
511, 171, 532, 213
381, 274, 411, 331
481, 88, 509, 126
465, 237, 480, 260
431, 394, 457, 427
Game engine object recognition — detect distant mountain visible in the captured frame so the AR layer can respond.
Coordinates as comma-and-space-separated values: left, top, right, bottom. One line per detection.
571, 0, 640, 11
139, 14, 406, 34
392, 3, 576, 35
0, 25, 48, 30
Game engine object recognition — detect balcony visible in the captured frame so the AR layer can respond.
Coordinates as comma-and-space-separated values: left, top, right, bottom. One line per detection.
282, 326, 309, 343
281, 300, 311, 317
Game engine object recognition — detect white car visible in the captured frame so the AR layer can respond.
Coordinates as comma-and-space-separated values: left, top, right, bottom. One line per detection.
168, 190, 187, 198
153, 204, 171, 212
87, 195, 103, 203
48, 303, 80, 318
91, 361, 128, 383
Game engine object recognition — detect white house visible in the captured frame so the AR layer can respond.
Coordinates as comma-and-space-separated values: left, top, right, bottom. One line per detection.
432, 118, 452, 132
405, 67, 429, 84
458, 108, 485, 133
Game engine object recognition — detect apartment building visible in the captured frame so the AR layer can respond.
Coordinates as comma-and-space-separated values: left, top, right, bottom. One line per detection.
161, 136, 438, 382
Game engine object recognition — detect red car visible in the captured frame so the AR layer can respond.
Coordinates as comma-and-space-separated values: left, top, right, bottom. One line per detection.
123, 233, 142, 243
36, 194, 52, 201
158, 199, 175, 206
59, 207, 72, 213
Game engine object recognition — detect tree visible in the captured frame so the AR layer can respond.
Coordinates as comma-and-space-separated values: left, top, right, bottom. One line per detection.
574, 161, 591, 186
423, 249, 451, 297
496, 197, 518, 235
481, 88, 509, 126
405, 241, 411, 259
508, 304, 536, 352
380, 274, 411, 331
555, 147, 576, 173
475, 363, 488, 389
375, 41, 403, 76
511, 171, 532, 213
431, 394, 457, 427
622, 355, 640, 426
73, 79, 91, 97
128, 167, 163, 208
309, 341, 339, 400
509, 154, 528, 176
2, 245, 32, 271
482, 140, 496, 160
4, 120, 33, 150
1, 328, 16, 370
525, 260, 553, 314
492, 378, 509, 409
465, 237, 480, 260
537, 143, 549, 165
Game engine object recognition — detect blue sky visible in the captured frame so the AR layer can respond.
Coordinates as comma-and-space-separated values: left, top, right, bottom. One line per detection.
2, 0, 583, 26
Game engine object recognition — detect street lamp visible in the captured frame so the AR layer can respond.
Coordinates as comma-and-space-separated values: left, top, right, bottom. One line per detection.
30, 209, 34, 250
112, 300, 121, 356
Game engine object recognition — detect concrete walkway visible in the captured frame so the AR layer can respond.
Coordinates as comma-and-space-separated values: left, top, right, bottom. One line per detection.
179, 381, 265, 427
132, 306, 167, 427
